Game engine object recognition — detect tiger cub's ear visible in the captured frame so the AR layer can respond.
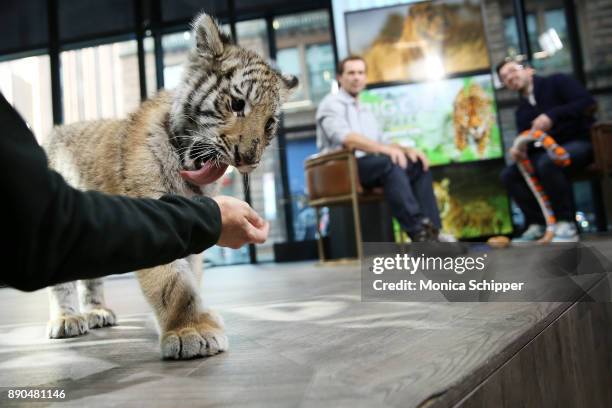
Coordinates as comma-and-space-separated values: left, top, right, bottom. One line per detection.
191, 13, 231, 57
278, 73, 299, 101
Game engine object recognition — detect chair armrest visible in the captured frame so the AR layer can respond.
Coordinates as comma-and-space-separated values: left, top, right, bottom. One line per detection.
304, 148, 354, 167
304, 148, 362, 201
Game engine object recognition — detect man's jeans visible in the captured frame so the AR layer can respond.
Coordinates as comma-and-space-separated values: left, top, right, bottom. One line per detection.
500, 139, 593, 225
357, 154, 441, 237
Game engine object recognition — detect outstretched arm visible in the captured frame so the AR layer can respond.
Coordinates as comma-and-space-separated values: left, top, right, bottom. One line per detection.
1, 94, 224, 291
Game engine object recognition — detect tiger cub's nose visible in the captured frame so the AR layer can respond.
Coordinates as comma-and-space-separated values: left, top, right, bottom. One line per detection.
233, 140, 259, 166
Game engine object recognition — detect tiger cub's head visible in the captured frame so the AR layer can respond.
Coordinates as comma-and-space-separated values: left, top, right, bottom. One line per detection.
171, 13, 298, 185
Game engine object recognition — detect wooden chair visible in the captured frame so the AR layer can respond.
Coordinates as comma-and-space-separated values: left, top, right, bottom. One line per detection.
304, 149, 384, 263
590, 122, 612, 174
550, 121, 612, 231
582, 122, 612, 230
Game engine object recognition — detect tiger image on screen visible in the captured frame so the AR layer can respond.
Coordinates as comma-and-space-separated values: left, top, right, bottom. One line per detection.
362, 1, 489, 84
452, 82, 493, 157
434, 178, 506, 238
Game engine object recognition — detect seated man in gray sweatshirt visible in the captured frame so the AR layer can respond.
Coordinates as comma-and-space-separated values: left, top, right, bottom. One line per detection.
315, 55, 441, 242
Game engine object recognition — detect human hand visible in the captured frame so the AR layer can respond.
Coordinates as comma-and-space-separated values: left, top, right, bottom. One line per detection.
381, 145, 408, 169
404, 147, 430, 171
509, 146, 527, 162
212, 196, 269, 249
531, 114, 552, 132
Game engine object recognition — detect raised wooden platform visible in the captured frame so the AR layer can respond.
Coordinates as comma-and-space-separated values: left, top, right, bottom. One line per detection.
0, 241, 611, 407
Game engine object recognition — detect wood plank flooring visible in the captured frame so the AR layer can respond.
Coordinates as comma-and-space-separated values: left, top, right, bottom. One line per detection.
0, 241, 611, 407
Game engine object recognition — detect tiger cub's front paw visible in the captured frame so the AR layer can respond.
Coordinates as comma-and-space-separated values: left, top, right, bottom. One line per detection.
47, 314, 89, 338
160, 311, 228, 360
85, 307, 117, 329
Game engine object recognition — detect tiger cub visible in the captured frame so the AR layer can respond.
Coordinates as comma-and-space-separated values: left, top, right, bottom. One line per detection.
43, 13, 297, 360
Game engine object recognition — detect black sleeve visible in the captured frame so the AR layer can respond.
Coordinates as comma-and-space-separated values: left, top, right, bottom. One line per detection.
515, 107, 532, 134
545, 73, 596, 123
0, 93, 222, 292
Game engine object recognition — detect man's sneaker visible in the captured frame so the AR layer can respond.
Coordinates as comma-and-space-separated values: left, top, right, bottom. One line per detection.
438, 232, 457, 242
552, 221, 579, 242
512, 224, 545, 243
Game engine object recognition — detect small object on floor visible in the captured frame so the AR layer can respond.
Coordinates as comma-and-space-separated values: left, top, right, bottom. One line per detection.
487, 236, 511, 248
438, 231, 457, 242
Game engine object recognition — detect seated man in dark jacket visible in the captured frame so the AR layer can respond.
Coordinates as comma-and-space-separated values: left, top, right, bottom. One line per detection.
497, 60, 596, 242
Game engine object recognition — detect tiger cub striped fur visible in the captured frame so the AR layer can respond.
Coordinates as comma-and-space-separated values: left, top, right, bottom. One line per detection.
43, 13, 297, 359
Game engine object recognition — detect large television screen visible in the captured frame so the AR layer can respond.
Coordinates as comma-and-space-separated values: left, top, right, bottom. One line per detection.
346, 0, 490, 84
359, 74, 503, 165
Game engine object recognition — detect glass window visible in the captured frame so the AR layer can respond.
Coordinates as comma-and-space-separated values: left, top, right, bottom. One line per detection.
573, 181, 598, 233
162, 25, 231, 90
286, 134, 318, 241
249, 138, 287, 262
526, 5, 572, 75
144, 36, 158, 98
236, 19, 270, 59
0, 55, 53, 144
537, 9, 572, 72
61, 40, 141, 124
576, 0, 612, 90
503, 4, 573, 75
162, 31, 195, 90
503, 13, 538, 59
273, 10, 334, 121
277, 47, 305, 101
306, 43, 334, 104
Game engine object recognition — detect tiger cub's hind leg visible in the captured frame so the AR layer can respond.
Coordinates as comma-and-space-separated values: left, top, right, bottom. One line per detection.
47, 282, 89, 338
78, 279, 117, 329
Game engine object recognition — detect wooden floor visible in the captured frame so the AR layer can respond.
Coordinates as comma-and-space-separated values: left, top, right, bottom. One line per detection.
0, 243, 611, 407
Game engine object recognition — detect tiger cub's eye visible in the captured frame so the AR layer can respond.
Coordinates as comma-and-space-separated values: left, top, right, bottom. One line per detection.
231, 98, 245, 112
265, 117, 275, 132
